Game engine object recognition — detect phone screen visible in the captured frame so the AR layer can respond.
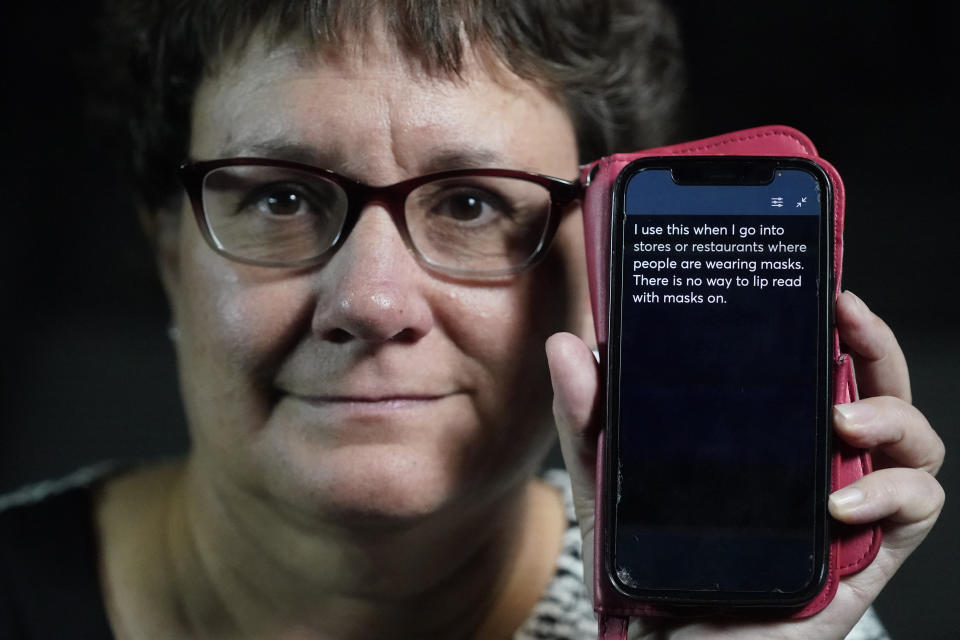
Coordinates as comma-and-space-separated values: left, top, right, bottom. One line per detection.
607, 158, 831, 604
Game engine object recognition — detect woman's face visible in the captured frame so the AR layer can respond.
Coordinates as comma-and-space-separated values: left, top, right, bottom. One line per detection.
161, 29, 589, 521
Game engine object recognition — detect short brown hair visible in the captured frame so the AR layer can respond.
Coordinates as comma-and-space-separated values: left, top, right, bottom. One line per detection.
102, 0, 685, 211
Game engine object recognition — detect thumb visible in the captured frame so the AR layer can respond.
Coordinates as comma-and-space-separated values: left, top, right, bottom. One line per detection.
545, 332, 601, 553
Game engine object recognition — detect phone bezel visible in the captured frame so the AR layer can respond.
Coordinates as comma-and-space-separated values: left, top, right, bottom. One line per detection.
603, 155, 833, 607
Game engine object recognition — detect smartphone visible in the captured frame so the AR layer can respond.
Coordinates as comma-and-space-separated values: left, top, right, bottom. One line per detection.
604, 156, 832, 606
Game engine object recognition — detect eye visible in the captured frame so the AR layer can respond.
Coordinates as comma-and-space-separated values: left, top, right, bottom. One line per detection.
236, 182, 330, 218
430, 188, 512, 223
443, 192, 486, 221
261, 189, 304, 216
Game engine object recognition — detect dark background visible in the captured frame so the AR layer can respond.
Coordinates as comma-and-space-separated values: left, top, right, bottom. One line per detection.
2, 1, 957, 637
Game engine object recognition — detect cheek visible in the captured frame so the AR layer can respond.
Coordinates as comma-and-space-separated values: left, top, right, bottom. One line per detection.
185, 274, 308, 373
430, 214, 588, 415
430, 276, 566, 434
430, 284, 557, 488
433, 285, 543, 381
174, 224, 314, 433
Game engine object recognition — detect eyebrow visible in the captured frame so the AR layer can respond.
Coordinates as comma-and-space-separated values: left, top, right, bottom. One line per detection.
217, 139, 350, 170
214, 139, 515, 178
418, 147, 510, 174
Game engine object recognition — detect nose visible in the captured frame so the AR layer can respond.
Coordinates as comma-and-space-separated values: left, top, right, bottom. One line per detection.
311, 206, 434, 344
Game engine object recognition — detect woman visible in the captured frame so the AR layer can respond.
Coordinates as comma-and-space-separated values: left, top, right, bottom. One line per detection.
0, 1, 944, 638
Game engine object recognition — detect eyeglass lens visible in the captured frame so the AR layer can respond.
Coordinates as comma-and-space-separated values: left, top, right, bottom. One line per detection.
199, 165, 555, 273
201, 165, 348, 264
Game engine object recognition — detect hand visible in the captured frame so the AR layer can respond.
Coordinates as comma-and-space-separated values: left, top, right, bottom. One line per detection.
545, 290, 945, 639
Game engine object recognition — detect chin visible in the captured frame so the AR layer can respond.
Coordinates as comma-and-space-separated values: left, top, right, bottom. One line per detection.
252, 438, 473, 525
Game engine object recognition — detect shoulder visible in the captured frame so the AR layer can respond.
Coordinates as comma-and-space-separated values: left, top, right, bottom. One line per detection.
0, 464, 119, 639
0, 462, 116, 559
0, 462, 119, 514
515, 469, 598, 640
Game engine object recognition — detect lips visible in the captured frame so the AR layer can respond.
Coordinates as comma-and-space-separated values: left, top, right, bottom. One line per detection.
293, 394, 449, 407
280, 388, 459, 413
276, 391, 458, 426
272, 353, 468, 419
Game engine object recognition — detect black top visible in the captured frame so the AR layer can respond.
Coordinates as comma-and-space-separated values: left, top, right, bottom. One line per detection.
0, 472, 887, 639
0, 485, 113, 639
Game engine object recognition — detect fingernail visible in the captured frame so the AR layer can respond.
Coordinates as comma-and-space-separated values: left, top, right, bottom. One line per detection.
845, 290, 868, 311
834, 402, 878, 428
829, 487, 865, 510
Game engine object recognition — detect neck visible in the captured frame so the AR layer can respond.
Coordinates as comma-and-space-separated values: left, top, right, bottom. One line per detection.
164, 460, 564, 640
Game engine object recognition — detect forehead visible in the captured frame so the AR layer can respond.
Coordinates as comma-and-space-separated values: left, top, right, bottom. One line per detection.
188, 28, 579, 183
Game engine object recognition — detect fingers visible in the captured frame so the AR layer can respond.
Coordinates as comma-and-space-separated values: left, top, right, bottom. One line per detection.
829, 467, 944, 529
834, 396, 945, 475
836, 290, 911, 402
833, 292, 945, 550
830, 466, 946, 627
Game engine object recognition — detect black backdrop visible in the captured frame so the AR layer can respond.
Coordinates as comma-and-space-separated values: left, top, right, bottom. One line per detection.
2, 1, 957, 637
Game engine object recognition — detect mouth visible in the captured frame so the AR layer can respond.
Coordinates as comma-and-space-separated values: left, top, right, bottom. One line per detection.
294, 394, 449, 409
279, 390, 460, 422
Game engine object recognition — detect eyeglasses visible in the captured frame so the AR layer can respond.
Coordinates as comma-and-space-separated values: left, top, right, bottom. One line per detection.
178, 158, 582, 278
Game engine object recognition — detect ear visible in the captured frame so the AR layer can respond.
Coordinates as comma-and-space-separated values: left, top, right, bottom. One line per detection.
138, 204, 182, 317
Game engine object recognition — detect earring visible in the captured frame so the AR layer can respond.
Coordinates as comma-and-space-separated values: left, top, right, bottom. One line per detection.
168, 325, 181, 342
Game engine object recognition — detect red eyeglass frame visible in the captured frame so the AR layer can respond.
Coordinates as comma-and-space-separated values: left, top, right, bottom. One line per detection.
178, 157, 583, 278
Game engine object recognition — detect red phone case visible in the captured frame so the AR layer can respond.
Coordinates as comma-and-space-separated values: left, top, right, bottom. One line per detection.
579, 125, 881, 638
